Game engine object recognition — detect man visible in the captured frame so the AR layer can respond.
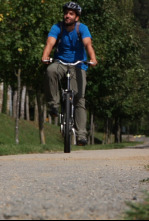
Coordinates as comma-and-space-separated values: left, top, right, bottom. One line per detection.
42, 2, 97, 146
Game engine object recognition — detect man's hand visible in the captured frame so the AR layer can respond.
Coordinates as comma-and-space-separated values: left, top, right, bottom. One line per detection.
90, 59, 98, 67
42, 56, 51, 64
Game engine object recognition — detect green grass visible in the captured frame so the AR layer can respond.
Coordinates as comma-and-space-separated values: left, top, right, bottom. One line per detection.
73, 142, 141, 151
0, 113, 64, 155
123, 165, 149, 220
124, 192, 149, 220
145, 165, 149, 170
0, 114, 63, 146
0, 113, 142, 156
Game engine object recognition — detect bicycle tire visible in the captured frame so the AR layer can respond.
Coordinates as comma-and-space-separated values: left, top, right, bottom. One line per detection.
64, 93, 71, 153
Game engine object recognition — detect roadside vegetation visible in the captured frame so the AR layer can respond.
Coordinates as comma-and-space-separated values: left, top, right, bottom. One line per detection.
0, 1, 149, 219
0, 113, 142, 156
1, 0, 149, 146
124, 165, 149, 220
124, 192, 149, 220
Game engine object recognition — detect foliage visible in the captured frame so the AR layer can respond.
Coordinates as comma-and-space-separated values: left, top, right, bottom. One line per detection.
134, 0, 149, 29
0, 0, 149, 141
78, 0, 148, 122
0, 0, 66, 87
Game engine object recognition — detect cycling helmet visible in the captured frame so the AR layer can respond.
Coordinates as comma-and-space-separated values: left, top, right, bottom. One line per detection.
63, 2, 82, 16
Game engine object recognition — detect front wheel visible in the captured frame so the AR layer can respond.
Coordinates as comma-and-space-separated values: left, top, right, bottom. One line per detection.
64, 93, 71, 153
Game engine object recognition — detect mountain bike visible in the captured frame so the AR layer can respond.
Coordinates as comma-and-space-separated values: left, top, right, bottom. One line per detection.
43, 59, 93, 153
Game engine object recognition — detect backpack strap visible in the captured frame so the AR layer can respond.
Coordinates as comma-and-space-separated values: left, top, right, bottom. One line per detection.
54, 21, 63, 51
76, 21, 82, 41
55, 21, 82, 52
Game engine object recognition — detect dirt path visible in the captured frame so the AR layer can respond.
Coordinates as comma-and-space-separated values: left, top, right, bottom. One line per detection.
0, 149, 149, 220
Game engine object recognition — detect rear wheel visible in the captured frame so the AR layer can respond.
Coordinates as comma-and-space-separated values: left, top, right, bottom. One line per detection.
64, 93, 71, 153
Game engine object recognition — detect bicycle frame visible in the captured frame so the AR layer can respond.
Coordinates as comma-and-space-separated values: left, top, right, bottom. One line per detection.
59, 66, 76, 152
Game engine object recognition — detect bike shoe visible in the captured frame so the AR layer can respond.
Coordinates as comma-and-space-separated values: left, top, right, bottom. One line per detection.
49, 107, 59, 118
77, 139, 88, 146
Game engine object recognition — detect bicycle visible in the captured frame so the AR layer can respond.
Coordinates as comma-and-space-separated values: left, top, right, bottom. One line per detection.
43, 59, 93, 153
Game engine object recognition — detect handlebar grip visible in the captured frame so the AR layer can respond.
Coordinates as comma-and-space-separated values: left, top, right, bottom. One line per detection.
84, 61, 95, 65
43, 58, 53, 63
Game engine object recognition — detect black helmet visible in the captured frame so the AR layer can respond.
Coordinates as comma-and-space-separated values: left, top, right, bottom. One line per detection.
63, 2, 82, 16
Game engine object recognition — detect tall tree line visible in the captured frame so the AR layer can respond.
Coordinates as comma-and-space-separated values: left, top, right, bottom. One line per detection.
0, 0, 149, 144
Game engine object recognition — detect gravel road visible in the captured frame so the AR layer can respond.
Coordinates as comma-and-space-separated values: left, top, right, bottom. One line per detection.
0, 149, 149, 220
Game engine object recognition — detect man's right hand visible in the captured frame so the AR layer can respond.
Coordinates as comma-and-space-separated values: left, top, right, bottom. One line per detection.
42, 57, 51, 64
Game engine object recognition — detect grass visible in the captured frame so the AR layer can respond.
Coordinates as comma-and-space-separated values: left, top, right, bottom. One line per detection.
123, 165, 149, 220
0, 113, 64, 155
73, 142, 141, 151
1, 114, 148, 220
145, 165, 149, 170
0, 113, 143, 156
124, 192, 149, 220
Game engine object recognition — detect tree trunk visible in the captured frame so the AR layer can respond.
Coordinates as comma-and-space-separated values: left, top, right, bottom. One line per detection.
36, 93, 46, 145
20, 86, 26, 120
54, 117, 58, 126
43, 104, 47, 123
13, 91, 17, 119
34, 97, 38, 123
15, 68, 21, 145
2, 82, 8, 114
26, 90, 30, 121
90, 113, 95, 145
115, 117, 122, 143
48, 114, 52, 124
127, 125, 130, 142
105, 119, 108, 144
7, 86, 13, 116
0, 83, 4, 113
105, 118, 112, 144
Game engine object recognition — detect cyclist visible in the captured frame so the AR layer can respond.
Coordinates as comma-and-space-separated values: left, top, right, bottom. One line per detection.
42, 2, 97, 146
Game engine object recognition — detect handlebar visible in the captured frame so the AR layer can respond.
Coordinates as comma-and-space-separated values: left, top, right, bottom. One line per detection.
42, 59, 94, 66
57, 60, 94, 66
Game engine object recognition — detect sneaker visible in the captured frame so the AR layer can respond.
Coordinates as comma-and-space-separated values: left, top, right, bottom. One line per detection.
77, 139, 88, 146
49, 107, 59, 117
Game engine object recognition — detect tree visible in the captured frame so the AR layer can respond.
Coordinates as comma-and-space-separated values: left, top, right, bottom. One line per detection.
1, 0, 149, 146
0, 0, 66, 144
78, 0, 148, 143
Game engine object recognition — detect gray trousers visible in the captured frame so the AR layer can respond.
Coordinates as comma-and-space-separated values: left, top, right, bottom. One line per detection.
44, 62, 87, 140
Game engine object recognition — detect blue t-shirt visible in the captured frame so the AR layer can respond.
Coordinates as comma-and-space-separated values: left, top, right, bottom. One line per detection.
48, 22, 92, 71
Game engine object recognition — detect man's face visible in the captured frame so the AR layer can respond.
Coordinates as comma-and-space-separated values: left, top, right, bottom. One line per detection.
64, 9, 79, 26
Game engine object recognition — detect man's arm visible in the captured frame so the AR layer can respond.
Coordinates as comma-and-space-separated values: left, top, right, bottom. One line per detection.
42, 37, 57, 62
83, 37, 98, 66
